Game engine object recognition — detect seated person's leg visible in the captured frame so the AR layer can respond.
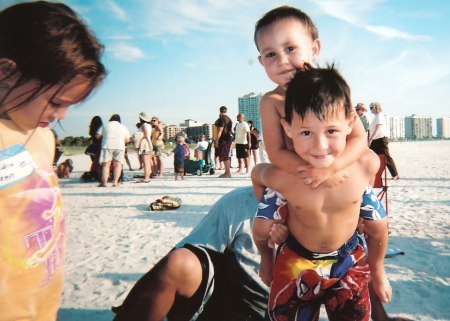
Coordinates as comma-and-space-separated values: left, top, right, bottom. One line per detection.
112, 246, 203, 321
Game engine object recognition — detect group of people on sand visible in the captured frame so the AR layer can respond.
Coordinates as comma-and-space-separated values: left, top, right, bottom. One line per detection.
0, 2, 409, 321
213, 107, 262, 178
82, 111, 169, 186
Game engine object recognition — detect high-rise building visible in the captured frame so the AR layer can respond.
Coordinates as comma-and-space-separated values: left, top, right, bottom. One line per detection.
436, 117, 450, 138
238, 92, 263, 131
165, 119, 212, 142
386, 115, 405, 139
405, 115, 433, 140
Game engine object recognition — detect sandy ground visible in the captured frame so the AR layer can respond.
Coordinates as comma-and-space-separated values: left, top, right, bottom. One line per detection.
56, 141, 450, 321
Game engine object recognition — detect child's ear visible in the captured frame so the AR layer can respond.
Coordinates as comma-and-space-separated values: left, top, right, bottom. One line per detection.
0, 58, 19, 85
347, 114, 358, 135
258, 55, 263, 66
311, 39, 322, 62
281, 118, 293, 138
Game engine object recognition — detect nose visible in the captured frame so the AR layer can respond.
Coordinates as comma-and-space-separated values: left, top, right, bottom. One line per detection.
54, 106, 69, 120
313, 134, 328, 151
277, 52, 289, 66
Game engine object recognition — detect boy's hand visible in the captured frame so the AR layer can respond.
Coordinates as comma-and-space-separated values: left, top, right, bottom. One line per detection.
268, 221, 288, 248
297, 165, 348, 188
372, 270, 392, 303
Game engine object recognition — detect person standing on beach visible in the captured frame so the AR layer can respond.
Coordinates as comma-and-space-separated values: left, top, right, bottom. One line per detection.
166, 135, 188, 180
214, 106, 233, 178
0, 1, 105, 320
368, 102, 399, 180
136, 111, 153, 183
234, 113, 251, 173
96, 114, 130, 187
87, 115, 103, 180
151, 116, 165, 177
356, 102, 371, 133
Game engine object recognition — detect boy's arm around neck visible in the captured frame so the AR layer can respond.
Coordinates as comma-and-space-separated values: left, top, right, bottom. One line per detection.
259, 93, 305, 177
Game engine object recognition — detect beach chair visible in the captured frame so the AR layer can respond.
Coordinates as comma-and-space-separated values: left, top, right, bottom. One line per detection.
373, 154, 388, 215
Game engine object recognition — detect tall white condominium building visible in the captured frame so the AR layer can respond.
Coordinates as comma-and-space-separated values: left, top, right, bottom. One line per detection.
405, 115, 433, 140
238, 92, 263, 131
386, 115, 405, 139
436, 117, 450, 138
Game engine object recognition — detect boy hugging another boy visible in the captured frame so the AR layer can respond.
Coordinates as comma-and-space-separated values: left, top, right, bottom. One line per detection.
252, 65, 391, 321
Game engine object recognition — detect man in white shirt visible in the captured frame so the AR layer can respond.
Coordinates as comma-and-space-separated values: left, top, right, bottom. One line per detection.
234, 113, 251, 173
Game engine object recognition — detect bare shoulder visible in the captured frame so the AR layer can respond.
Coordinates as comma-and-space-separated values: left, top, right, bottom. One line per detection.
358, 149, 380, 176
260, 87, 285, 117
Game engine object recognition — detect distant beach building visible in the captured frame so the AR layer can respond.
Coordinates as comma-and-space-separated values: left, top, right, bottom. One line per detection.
386, 115, 405, 139
436, 117, 450, 138
405, 115, 433, 140
165, 124, 186, 141
171, 119, 212, 142
238, 92, 263, 131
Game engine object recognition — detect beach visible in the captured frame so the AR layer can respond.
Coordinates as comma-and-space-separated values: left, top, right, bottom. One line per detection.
57, 140, 450, 321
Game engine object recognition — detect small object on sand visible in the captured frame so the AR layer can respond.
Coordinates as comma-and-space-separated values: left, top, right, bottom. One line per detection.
149, 196, 182, 211
385, 244, 405, 258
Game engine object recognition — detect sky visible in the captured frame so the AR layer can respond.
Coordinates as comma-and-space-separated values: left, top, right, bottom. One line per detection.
2, 0, 450, 138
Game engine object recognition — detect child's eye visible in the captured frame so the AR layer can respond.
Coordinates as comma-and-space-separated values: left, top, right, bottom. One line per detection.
286, 47, 295, 52
266, 52, 275, 58
327, 129, 337, 134
301, 131, 311, 136
50, 101, 62, 108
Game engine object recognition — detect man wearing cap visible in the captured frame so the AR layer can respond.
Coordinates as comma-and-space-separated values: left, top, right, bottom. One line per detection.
355, 102, 370, 133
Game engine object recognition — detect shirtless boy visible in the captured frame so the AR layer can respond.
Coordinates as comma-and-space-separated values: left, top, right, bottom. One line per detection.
252, 65, 391, 321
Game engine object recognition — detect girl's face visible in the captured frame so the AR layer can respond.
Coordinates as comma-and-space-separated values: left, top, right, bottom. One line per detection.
1, 74, 92, 131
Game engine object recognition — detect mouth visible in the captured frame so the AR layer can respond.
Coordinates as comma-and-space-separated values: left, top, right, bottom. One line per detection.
311, 154, 327, 160
280, 68, 295, 75
38, 122, 50, 128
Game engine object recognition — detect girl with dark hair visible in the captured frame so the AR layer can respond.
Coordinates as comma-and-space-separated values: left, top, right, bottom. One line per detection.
87, 115, 103, 179
0, 1, 105, 320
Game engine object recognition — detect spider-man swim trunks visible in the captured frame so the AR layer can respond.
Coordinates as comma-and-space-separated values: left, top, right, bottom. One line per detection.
268, 233, 371, 321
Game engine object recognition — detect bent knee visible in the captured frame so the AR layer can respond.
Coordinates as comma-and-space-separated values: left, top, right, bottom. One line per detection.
165, 248, 203, 297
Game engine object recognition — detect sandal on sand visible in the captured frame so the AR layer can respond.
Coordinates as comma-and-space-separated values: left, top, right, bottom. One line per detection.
136, 179, 150, 183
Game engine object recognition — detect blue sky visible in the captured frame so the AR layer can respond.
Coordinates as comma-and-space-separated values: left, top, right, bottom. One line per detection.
2, 0, 450, 137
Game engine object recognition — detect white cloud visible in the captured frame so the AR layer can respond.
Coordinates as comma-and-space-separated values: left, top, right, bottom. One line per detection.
364, 25, 432, 41
314, 0, 431, 41
183, 63, 196, 68
107, 43, 145, 62
105, 0, 129, 22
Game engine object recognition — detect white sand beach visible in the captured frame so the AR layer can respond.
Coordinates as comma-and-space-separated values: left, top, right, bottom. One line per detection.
56, 140, 450, 321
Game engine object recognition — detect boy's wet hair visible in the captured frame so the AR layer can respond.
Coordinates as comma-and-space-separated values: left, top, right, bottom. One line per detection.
254, 5, 319, 51
0, 1, 105, 113
284, 64, 352, 124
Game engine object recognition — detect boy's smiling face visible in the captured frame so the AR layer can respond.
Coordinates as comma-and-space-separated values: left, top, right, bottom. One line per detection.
257, 18, 321, 88
282, 109, 356, 169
